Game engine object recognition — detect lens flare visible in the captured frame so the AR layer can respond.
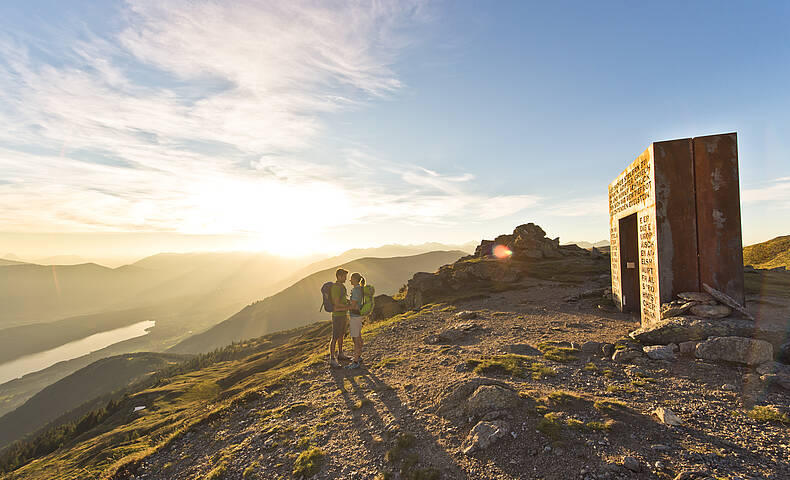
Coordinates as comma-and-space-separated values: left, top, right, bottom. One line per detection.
493, 244, 513, 259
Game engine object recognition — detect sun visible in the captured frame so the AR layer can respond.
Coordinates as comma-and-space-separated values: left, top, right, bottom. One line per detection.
179, 177, 354, 254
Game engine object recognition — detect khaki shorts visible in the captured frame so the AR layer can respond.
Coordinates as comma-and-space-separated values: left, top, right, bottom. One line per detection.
348, 315, 364, 338
331, 315, 347, 339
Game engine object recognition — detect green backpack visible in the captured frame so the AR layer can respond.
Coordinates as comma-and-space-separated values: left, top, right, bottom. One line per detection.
359, 285, 375, 316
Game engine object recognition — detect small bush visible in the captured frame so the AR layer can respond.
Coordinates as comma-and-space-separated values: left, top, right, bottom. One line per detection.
585, 420, 616, 431
606, 384, 636, 394
242, 462, 259, 478
547, 391, 582, 405
537, 412, 562, 440
593, 399, 627, 411
466, 354, 528, 376
565, 418, 584, 429
292, 447, 324, 477
205, 462, 228, 480
529, 362, 557, 380
537, 342, 579, 363
746, 406, 790, 424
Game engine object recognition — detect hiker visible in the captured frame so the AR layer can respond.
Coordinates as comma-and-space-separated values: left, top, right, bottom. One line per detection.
346, 272, 367, 369
328, 268, 350, 368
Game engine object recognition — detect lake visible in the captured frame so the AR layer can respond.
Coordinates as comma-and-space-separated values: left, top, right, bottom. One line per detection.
0, 320, 156, 385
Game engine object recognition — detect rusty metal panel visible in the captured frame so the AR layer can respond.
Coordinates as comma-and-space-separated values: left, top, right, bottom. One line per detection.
693, 133, 745, 304
653, 138, 699, 302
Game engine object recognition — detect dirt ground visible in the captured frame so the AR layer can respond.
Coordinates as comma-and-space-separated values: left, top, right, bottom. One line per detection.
120, 273, 789, 480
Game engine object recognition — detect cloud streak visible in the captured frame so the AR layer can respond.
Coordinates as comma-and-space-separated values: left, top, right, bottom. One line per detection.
0, 0, 540, 249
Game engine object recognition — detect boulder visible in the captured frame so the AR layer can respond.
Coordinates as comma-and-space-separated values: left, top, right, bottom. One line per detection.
652, 407, 683, 426
435, 378, 516, 417
695, 337, 773, 366
458, 260, 521, 283
467, 385, 521, 415
371, 294, 403, 320
643, 345, 676, 361
580, 341, 603, 354
677, 292, 716, 304
461, 420, 510, 454
425, 323, 479, 344
612, 349, 643, 363
678, 341, 698, 355
629, 317, 755, 345
454, 310, 478, 320
689, 304, 732, 319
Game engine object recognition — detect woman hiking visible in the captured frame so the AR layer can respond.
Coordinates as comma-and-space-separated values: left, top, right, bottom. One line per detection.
345, 272, 367, 369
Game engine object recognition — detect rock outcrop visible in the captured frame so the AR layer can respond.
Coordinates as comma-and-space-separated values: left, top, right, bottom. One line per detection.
400, 223, 595, 309
630, 317, 756, 345
694, 337, 773, 366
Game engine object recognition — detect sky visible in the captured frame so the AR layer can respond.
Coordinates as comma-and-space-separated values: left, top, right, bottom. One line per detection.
1, 0, 788, 263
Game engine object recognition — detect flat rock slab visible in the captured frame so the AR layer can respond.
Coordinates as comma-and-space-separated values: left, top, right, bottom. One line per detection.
644, 345, 676, 361
695, 336, 773, 366
677, 292, 716, 304
630, 317, 755, 345
689, 304, 731, 318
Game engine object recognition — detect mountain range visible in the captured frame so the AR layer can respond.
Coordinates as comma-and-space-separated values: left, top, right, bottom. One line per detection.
170, 250, 466, 354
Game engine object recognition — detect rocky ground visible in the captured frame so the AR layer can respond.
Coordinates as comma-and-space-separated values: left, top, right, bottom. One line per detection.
118, 268, 790, 480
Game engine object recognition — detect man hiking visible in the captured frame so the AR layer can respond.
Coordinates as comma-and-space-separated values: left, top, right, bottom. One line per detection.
329, 268, 350, 368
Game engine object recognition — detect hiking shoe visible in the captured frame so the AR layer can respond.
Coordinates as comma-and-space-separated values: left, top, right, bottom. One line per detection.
345, 361, 361, 370
329, 358, 341, 368
337, 353, 351, 362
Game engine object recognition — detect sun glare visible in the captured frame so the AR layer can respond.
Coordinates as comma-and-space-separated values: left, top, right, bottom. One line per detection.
180, 178, 354, 254
493, 244, 513, 259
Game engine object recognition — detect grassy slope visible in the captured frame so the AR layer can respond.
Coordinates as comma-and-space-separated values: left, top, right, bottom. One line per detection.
169, 251, 465, 354
743, 235, 790, 269
0, 314, 405, 479
0, 353, 191, 450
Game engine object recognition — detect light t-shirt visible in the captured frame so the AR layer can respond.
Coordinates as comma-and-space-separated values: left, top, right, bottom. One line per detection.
349, 285, 363, 317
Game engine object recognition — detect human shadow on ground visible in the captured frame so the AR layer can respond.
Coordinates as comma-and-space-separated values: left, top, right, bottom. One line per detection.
329, 365, 470, 479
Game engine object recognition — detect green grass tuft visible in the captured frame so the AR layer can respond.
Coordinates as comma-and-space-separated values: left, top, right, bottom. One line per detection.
593, 399, 627, 411
746, 406, 790, 424
537, 412, 563, 440
547, 390, 582, 405
585, 420, 616, 431
536, 342, 579, 363
292, 447, 324, 477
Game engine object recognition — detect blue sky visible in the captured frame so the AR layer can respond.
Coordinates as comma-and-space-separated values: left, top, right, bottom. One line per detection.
0, 1, 788, 260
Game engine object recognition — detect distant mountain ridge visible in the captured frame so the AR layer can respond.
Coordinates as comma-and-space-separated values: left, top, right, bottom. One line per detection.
562, 240, 610, 249
170, 250, 466, 354
0, 252, 309, 328
264, 242, 475, 295
743, 235, 790, 269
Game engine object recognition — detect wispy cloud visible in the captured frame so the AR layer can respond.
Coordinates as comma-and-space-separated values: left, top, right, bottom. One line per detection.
742, 177, 790, 208
0, 0, 538, 248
